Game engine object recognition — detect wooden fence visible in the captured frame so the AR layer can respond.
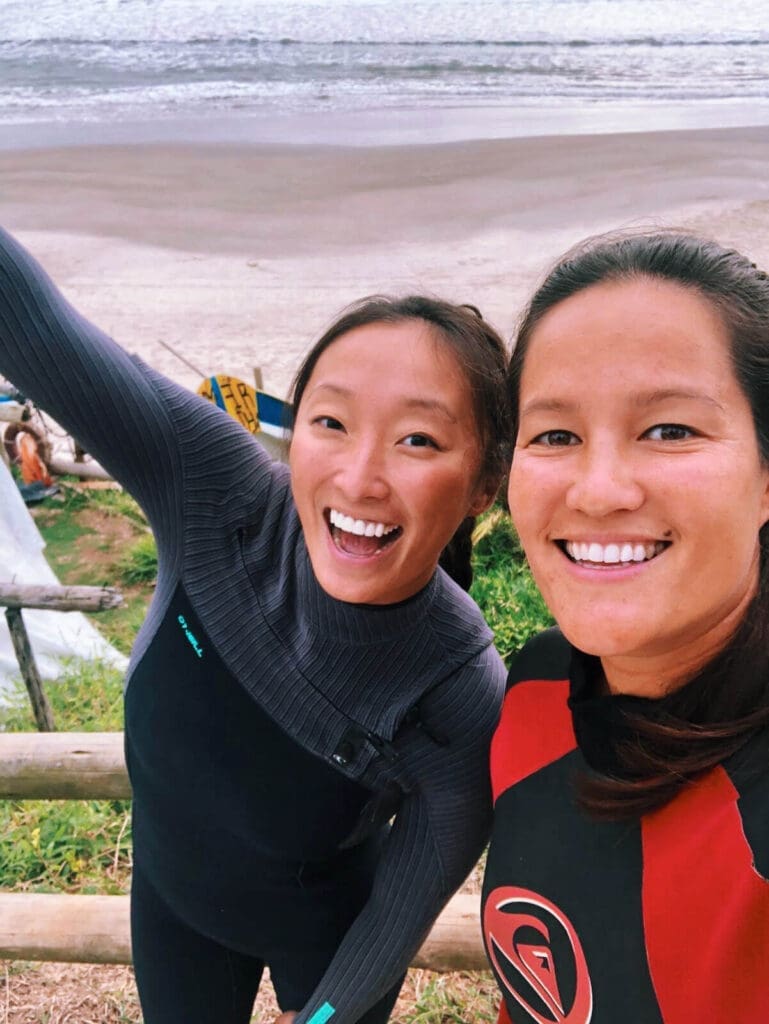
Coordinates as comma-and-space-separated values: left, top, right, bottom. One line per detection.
0, 677, 486, 969
1, 582, 122, 731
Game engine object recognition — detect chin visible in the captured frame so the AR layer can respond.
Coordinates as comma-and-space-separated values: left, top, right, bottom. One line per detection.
313, 568, 383, 606
556, 616, 648, 659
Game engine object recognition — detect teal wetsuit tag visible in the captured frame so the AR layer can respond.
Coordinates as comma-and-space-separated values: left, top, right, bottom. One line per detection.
306, 1003, 335, 1024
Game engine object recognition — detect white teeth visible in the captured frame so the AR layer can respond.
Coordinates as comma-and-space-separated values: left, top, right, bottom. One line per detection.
588, 543, 602, 562
604, 544, 620, 564
329, 508, 397, 537
564, 540, 665, 565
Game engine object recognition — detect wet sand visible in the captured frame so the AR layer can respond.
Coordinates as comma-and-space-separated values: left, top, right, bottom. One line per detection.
2, 123, 768, 396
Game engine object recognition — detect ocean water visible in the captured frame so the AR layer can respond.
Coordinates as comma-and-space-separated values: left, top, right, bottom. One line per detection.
1, 0, 768, 135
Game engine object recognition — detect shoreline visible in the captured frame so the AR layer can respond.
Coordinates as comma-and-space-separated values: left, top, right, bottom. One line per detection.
4, 125, 769, 257
1, 121, 768, 398
2, 97, 769, 151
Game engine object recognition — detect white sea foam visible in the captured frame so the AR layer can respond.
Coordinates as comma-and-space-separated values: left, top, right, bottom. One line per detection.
0, 0, 767, 126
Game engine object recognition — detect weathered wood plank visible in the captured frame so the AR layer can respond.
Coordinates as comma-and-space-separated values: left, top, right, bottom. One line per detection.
411, 893, 486, 970
0, 582, 122, 612
4, 608, 55, 731
0, 893, 131, 964
0, 732, 130, 799
49, 455, 113, 481
0, 892, 486, 970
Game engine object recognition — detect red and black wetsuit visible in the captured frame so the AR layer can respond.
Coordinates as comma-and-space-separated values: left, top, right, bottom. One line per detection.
482, 627, 769, 1024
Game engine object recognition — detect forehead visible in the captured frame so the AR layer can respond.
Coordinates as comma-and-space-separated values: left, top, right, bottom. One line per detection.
520, 277, 735, 394
308, 319, 468, 395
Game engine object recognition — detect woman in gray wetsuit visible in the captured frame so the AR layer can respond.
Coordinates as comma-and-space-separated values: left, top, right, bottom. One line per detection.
0, 225, 510, 1024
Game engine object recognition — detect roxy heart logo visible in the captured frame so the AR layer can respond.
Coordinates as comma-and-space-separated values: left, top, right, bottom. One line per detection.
483, 886, 593, 1024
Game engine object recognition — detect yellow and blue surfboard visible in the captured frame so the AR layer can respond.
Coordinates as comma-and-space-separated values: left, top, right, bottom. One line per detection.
197, 375, 292, 461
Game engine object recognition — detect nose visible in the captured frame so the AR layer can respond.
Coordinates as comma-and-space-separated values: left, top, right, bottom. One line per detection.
565, 443, 644, 517
336, 438, 390, 502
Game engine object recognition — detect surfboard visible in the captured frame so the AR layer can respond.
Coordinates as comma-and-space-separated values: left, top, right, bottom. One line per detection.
197, 375, 293, 460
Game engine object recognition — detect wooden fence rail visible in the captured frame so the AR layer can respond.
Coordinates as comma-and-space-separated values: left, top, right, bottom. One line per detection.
0, 583, 123, 613
0, 892, 484, 970
0, 732, 486, 971
0, 581, 122, 731
0, 731, 130, 799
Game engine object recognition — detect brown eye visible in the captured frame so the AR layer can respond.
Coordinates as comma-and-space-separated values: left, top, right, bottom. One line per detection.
402, 433, 438, 449
532, 430, 579, 447
314, 416, 344, 431
644, 423, 693, 441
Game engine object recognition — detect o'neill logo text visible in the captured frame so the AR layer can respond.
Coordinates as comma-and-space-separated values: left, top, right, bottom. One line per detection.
177, 614, 204, 658
483, 886, 593, 1024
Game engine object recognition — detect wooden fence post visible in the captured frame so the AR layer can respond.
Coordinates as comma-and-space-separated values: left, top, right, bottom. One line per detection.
4, 607, 55, 731
0, 582, 123, 731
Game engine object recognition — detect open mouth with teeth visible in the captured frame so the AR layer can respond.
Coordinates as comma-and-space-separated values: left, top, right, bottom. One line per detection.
559, 540, 670, 566
327, 508, 403, 557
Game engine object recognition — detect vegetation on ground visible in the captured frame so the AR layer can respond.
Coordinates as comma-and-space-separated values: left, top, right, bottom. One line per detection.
1, 487, 551, 1021
471, 506, 553, 662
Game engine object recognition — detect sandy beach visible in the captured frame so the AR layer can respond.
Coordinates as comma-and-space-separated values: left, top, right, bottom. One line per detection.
2, 122, 769, 399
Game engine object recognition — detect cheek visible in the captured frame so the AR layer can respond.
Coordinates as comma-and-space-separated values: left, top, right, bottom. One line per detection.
507, 459, 543, 536
288, 438, 318, 508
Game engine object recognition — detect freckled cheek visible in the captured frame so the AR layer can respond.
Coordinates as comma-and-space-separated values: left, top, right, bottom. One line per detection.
508, 464, 561, 537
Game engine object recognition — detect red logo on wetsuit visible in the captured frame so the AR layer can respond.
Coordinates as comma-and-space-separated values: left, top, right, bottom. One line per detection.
483, 886, 593, 1024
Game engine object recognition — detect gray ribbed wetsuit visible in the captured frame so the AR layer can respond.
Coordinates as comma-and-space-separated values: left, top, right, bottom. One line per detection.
0, 226, 506, 1024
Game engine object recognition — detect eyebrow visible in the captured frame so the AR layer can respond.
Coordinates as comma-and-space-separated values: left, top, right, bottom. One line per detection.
309, 382, 458, 422
520, 388, 725, 417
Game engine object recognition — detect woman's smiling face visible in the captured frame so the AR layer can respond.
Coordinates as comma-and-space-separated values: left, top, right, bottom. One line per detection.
509, 276, 769, 694
290, 319, 494, 605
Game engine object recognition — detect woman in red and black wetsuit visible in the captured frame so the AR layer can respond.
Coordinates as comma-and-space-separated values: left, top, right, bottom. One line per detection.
483, 232, 769, 1024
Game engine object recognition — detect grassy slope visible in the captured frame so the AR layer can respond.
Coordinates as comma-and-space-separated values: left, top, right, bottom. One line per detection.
1, 488, 551, 1021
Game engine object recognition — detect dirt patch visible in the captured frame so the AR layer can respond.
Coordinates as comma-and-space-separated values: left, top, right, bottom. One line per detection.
0, 962, 282, 1023
1, 963, 140, 1024
1, 962, 496, 1023
32, 496, 147, 584
75, 506, 147, 573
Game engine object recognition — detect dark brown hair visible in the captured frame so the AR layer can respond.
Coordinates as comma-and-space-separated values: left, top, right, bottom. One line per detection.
509, 230, 769, 819
291, 295, 512, 591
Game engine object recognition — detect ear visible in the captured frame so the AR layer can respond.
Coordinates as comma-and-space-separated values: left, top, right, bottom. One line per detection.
760, 465, 769, 529
467, 478, 499, 518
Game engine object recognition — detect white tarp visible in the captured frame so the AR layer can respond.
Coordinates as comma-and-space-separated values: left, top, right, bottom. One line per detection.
0, 457, 127, 697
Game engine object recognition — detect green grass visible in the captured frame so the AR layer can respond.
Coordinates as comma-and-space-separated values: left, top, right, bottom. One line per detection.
32, 483, 155, 652
1, 662, 132, 893
400, 972, 498, 1023
116, 533, 158, 586
2, 486, 145, 893
2, 658, 125, 733
96, 592, 153, 655
471, 506, 554, 664
31, 484, 94, 556
0, 798, 131, 893
81, 486, 151, 527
